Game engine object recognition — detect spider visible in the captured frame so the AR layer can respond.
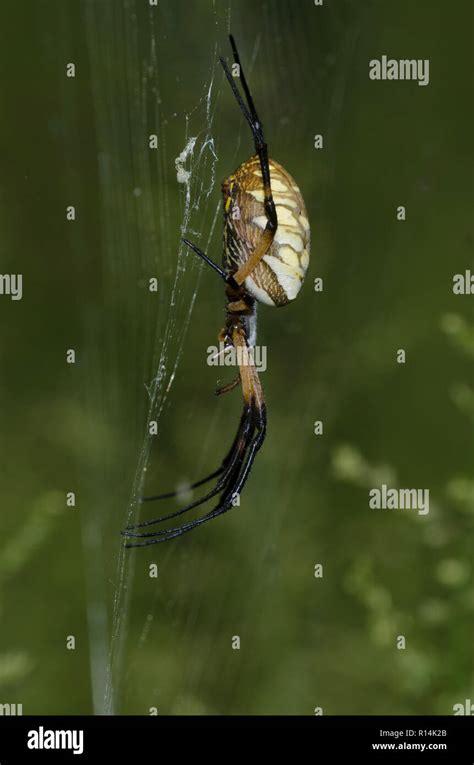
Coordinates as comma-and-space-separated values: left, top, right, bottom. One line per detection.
123, 35, 310, 546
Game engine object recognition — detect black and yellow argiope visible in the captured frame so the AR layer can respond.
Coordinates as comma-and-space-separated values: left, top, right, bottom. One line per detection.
123, 35, 310, 546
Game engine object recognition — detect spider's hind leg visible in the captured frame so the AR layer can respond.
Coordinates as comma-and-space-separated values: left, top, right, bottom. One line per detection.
140, 466, 224, 503
125, 401, 254, 532
122, 326, 267, 546
123, 396, 266, 546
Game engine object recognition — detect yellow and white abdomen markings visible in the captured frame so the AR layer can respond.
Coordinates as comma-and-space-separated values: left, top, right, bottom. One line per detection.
246, 160, 310, 306
223, 156, 310, 307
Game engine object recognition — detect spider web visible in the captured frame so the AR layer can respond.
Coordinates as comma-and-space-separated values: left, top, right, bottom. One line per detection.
81, 0, 232, 714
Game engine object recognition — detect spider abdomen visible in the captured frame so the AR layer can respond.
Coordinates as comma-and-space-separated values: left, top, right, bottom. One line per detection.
223, 156, 310, 307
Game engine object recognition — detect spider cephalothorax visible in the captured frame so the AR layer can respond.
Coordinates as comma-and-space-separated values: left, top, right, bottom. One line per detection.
123, 35, 310, 546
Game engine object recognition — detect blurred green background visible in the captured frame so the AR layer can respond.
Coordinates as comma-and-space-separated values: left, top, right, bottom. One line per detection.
0, 0, 472, 715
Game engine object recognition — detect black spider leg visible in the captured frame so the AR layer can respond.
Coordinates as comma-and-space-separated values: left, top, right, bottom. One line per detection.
123, 405, 257, 546
124, 406, 266, 547
141, 466, 222, 503
139, 376, 246, 506
182, 35, 277, 285
182, 238, 238, 289
124, 404, 254, 533
219, 35, 277, 234
123, 401, 266, 547
123, 402, 256, 540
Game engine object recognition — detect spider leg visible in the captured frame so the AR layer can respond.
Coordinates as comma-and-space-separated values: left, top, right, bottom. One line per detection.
141, 466, 223, 503
137, 370, 246, 506
219, 36, 277, 286
123, 401, 258, 543
215, 374, 240, 396
182, 238, 238, 289
125, 403, 254, 531
123, 400, 266, 546
123, 328, 266, 546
